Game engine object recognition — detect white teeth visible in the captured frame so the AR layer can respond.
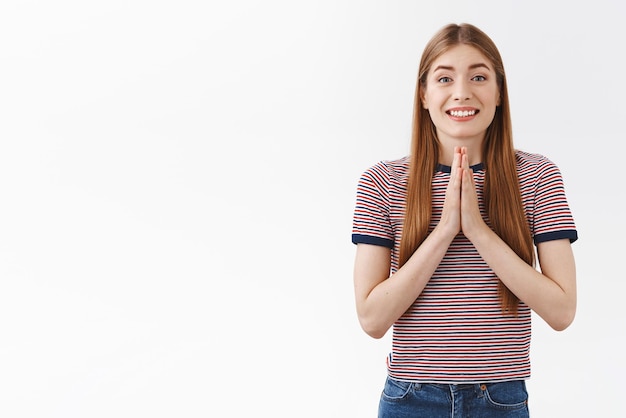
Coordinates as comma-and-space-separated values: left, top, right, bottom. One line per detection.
449, 110, 476, 117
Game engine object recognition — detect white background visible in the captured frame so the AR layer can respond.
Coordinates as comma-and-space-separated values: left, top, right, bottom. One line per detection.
0, 1, 623, 417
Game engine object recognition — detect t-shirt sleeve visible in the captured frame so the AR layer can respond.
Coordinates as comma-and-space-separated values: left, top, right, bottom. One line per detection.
532, 158, 578, 245
351, 163, 394, 248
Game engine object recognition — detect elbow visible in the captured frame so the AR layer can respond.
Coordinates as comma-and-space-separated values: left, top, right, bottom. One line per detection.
364, 327, 387, 340
548, 306, 576, 332
358, 316, 390, 339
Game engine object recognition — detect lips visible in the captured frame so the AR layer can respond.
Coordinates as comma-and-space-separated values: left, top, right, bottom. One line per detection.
447, 109, 479, 118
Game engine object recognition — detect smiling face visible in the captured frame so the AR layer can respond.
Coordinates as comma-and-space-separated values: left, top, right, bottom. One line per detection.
421, 44, 501, 149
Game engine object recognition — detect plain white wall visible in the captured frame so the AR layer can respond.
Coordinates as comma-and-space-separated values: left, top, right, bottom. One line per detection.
0, 1, 623, 417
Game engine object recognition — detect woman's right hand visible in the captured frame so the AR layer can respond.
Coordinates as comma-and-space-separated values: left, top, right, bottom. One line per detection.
436, 146, 463, 238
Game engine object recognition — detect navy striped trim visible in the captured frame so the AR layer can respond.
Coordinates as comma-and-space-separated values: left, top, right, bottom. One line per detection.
534, 230, 578, 244
352, 234, 394, 248
436, 162, 485, 173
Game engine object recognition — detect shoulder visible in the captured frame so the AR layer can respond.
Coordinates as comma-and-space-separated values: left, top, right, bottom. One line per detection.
515, 150, 563, 179
356, 157, 410, 204
360, 156, 410, 182
515, 149, 556, 168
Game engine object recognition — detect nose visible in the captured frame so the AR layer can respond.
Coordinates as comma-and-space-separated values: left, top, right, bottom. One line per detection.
453, 80, 472, 101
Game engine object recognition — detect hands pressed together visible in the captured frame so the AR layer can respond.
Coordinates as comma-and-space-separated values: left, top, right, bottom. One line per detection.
438, 146, 488, 241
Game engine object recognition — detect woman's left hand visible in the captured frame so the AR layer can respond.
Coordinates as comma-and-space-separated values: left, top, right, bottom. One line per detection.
459, 148, 488, 239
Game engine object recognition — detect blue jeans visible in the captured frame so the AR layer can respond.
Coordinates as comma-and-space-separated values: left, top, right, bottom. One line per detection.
378, 377, 529, 417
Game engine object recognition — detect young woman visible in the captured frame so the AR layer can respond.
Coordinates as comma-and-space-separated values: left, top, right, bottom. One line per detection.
351, 23, 577, 417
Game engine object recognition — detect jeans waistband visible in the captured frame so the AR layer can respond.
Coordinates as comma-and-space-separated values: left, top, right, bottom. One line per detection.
427, 383, 486, 391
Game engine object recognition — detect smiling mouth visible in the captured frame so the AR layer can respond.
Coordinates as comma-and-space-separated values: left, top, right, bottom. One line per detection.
447, 109, 478, 117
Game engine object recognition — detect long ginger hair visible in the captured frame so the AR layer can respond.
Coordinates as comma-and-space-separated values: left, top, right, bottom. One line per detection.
398, 23, 535, 315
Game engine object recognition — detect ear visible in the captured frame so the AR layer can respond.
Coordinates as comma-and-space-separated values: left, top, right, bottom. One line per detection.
421, 92, 428, 109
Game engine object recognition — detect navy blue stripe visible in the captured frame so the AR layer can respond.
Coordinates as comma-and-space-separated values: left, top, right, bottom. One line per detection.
352, 234, 394, 248
534, 230, 578, 244
436, 162, 484, 173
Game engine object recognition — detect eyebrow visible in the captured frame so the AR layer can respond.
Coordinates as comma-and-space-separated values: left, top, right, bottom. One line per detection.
432, 63, 492, 72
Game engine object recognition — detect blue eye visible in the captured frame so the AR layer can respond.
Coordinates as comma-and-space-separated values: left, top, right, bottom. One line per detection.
438, 77, 452, 83
472, 75, 486, 81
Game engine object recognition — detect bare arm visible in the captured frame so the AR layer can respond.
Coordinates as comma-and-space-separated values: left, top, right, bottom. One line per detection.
353, 149, 465, 339
460, 156, 576, 330
353, 226, 456, 339
467, 229, 576, 330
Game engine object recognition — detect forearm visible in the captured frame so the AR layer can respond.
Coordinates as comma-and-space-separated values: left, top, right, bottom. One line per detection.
356, 226, 455, 338
468, 226, 576, 330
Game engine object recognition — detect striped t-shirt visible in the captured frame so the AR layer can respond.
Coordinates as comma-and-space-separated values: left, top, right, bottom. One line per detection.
352, 150, 577, 383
